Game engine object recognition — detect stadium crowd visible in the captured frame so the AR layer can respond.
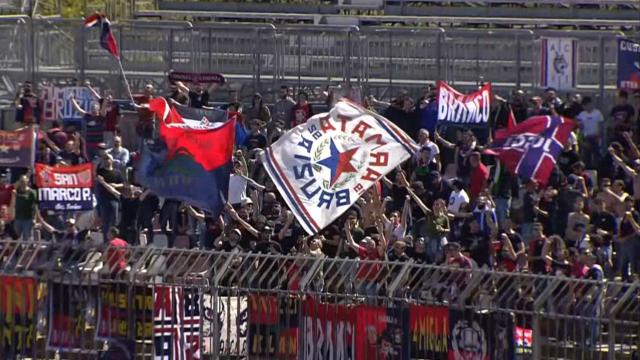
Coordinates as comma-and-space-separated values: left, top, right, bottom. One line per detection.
4, 80, 640, 287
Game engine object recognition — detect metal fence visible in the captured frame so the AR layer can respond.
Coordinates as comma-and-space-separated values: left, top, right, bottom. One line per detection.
0, 239, 638, 359
0, 16, 631, 108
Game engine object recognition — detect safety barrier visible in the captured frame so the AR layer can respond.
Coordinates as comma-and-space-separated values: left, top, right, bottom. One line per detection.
0, 18, 630, 104
0, 239, 638, 359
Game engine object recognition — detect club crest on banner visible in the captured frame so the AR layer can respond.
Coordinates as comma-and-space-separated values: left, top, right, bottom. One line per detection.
450, 320, 487, 360
262, 100, 417, 234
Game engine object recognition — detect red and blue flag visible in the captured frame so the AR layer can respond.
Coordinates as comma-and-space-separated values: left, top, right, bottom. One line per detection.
139, 98, 235, 215
84, 13, 120, 59
489, 115, 575, 185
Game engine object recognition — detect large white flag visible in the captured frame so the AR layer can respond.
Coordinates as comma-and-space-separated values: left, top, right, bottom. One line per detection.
262, 100, 418, 235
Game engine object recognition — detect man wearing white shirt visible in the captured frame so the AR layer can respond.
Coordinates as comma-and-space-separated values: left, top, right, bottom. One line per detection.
447, 178, 469, 215
107, 136, 130, 174
414, 129, 440, 165
228, 161, 265, 206
576, 97, 604, 167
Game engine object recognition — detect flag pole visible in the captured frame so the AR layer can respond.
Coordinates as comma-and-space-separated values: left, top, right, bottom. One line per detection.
116, 58, 135, 104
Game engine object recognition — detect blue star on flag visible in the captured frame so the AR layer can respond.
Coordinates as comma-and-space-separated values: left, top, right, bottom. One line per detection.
317, 138, 358, 186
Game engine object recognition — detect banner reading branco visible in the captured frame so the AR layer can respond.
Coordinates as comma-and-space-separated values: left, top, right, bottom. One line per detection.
617, 38, 640, 90
168, 71, 226, 85
437, 81, 492, 125
0, 127, 36, 168
262, 99, 418, 235
35, 163, 94, 211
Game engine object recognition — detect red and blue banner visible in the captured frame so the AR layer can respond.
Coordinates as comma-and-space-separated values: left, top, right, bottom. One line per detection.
617, 38, 640, 90
153, 286, 202, 360
437, 81, 492, 126
489, 115, 575, 185
0, 127, 36, 168
140, 98, 235, 215
35, 163, 94, 211
262, 99, 417, 234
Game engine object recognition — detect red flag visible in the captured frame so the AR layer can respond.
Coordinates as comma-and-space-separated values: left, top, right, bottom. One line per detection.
84, 14, 120, 59
489, 115, 575, 185
507, 105, 517, 130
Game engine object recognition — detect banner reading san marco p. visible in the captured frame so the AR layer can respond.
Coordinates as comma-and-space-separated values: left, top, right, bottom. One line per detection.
35, 163, 94, 211
437, 81, 492, 126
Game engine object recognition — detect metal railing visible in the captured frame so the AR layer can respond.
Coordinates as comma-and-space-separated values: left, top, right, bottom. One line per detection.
0, 239, 638, 359
0, 18, 631, 109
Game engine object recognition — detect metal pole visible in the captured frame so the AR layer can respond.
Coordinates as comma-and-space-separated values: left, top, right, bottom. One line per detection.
297, 32, 301, 92
436, 31, 442, 82
388, 31, 393, 97
168, 28, 174, 74
475, 35, 480, 85
254, 28, 260, 94
516, 33, 522, 89
345, 29, 352, 86
79, 23, 86, 84
598, 35, 605, 109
